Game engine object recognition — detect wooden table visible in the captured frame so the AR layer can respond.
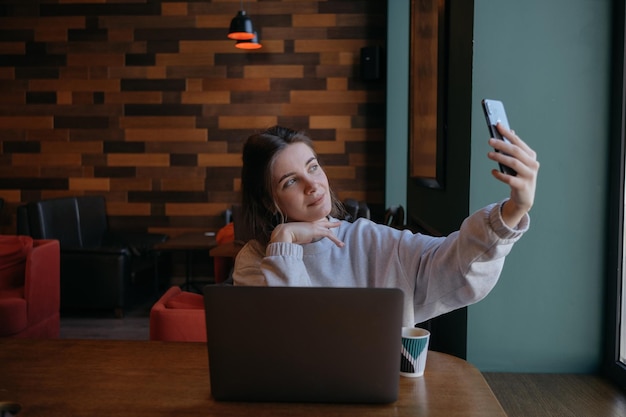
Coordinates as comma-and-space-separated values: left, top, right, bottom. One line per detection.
0, 339, 506, 417
154, 232, 217, 291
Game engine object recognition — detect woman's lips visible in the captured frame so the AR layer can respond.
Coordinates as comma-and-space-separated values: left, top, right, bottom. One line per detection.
309, 194, 325, 207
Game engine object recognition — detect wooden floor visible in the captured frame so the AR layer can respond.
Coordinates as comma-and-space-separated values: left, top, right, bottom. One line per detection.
483, 372, 626, 417
60, 297, 153, 340
60, 306, 626, 417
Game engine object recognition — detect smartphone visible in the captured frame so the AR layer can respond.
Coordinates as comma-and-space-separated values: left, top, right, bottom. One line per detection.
481, 99, 517, 176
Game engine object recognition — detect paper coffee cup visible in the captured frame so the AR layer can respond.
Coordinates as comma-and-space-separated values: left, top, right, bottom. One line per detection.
400, 327, 430, 377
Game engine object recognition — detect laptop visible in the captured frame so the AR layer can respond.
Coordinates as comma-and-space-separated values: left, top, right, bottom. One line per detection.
203, 286, 404, 404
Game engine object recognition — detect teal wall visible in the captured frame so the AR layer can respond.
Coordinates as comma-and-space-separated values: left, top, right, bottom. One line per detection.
387, 0, 612, 372
467, 0, 611, 372
385, 1, 409, 209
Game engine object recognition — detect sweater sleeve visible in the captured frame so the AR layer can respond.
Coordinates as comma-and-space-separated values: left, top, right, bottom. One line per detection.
233, 240, 313, 286
406, 200, 529, 323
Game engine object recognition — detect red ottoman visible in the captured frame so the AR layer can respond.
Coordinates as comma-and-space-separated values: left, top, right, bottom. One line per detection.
149, 286, 206, 342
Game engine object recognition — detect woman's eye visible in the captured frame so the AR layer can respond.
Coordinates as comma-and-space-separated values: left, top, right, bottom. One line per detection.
309, 164, 319, 173
283, 178, 296, 188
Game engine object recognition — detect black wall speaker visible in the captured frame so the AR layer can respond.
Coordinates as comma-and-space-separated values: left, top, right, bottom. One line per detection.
360, 46, 383, 81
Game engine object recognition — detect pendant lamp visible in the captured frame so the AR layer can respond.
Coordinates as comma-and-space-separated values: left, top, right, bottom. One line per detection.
235, 31, 262, 50
227, 2, 255, 40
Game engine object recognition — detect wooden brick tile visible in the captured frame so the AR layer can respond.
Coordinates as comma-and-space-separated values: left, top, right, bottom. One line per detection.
109, 66, 167, 79
108, 28, 134, 42
324, 165, 356, 179
312, 140, 346, 155
181, 91, 229, 104
290, 90, 368, 103
0, 93, 25, 105
336, 128, 384, 142
0, 42, 25, 54
71, 92, 94, 104
186, 78, 204, 92
27, 129, 70, 141
56, 92, 73, 104
218, 116, 277, 130
239, 2, 319, 14
119, 116, 195, 128
124, 103, 202, 116
42, 141, 102, 153
202, 78, 270, 92
316, 65, 354, 78
280, 103, 358, 116
12, 153, 81, 166
278, 116, 309, 129
231, 90, 289, 104
29, 79, 120, 92
195, 14, 232, 28
3, 141, 39, 154
203, 103, 283, 117
0, 68, 15, 79
121, 78, 185, 92
197, 153, 242, 167
160, 178, 206, 191
107, 202, 153, 216
54, 116, 109, 129
262, 27, 328, 40
162, 2, 188, 16
110, 178, 153, 191
69, 177, 110, 191
0, 166, 38, 181
165, 202, 228, 216
243, 65, 304, 79
95, 167, 136, 178
105, 92, 163, 104
146, 141, 225, 153
170, 154, 196, 168
66, 53, 125, 67
293, 14, 336, 27
178, 40, 233, 54
125, 128, 207, 142
107, 154, 170, 167
0, 116, 53, 129
327, 77, 348, 90
0, 190, 22, 204
309, 115, 352, 129
338, 52, 358, 65
34, 27, 67, 42
336, 14, 374, 27
71, 128, 124, 142
295, 39, 368, 53
167, 66, 227, 79
270, 78, 326, 91
156, 53, 215, 66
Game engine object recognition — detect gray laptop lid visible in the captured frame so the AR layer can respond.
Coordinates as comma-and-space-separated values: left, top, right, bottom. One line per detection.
203, 286, 404, 404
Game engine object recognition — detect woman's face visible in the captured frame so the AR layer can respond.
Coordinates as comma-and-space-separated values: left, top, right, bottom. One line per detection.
271, 142, 332, 223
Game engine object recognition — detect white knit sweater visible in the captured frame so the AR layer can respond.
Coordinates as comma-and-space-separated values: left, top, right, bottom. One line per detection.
233, 201, 529, 326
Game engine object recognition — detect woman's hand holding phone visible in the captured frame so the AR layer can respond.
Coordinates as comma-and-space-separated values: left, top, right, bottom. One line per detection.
488, 122, 540, 228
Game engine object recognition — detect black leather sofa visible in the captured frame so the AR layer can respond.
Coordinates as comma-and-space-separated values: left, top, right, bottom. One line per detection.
17, 195, 168, 317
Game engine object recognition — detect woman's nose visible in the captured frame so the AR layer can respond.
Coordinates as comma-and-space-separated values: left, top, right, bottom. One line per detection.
303, 176, 318, 194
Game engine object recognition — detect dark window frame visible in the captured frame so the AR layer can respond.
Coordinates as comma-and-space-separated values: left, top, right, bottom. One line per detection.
604, 0, 626, 389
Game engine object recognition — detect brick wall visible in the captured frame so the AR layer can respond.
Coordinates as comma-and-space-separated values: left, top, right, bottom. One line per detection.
0, 0, 387, 236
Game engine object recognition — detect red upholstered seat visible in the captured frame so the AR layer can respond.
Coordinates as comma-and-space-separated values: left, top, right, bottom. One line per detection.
0, 288, 27, 335
149, 286, 206, 342
214, 222, 235, 283
0, 236, 60, 338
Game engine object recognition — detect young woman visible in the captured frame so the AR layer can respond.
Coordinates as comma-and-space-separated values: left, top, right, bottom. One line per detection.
233, 125, 539, 326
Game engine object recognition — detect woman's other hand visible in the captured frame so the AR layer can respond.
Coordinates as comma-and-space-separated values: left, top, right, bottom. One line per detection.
270, 220, 345, 247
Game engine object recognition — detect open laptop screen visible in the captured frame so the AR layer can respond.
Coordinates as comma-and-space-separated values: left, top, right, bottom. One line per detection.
203, 286, 404, 404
